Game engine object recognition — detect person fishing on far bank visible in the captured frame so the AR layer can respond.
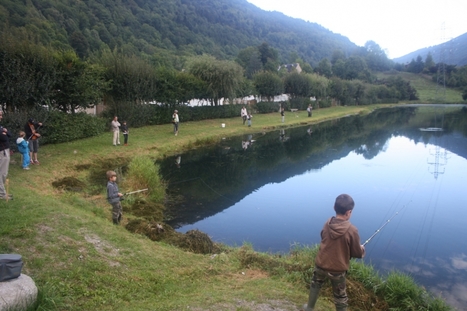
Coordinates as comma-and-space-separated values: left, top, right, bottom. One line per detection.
172, 110, 179, 136
25, 118, 43, 165
302, 194, 365, 311
241, 106, 247, 125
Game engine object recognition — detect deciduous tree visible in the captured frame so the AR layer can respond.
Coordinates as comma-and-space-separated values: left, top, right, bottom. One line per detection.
253, 71, 283, 102
188, 55, 244, 106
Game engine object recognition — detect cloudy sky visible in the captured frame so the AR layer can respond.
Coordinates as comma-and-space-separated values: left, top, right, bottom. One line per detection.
246, 0, 467, 59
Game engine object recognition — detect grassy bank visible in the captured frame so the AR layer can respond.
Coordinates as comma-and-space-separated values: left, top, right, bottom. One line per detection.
1, 104, 451, 311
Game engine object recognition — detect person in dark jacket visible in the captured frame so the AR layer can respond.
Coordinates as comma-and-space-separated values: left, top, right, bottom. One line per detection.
302, 194, 365, 311
0, 111, 12, 200
121, 121, 129, 146
24, 118, 43, 164
106, 170, 123, 224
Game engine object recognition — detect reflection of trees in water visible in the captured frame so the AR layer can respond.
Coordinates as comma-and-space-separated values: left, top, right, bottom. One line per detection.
160, 106, 467, 228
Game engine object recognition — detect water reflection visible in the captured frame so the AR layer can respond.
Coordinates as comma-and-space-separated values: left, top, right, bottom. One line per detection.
159, 106, 467, 309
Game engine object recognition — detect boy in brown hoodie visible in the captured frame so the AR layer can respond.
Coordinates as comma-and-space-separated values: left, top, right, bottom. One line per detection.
303, 194, 365, 311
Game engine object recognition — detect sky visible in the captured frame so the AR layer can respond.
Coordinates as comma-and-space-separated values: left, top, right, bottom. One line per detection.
246, 0, 467, 59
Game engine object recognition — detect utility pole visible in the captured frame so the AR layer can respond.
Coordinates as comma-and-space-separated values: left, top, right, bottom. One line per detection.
435, 22, 447, 102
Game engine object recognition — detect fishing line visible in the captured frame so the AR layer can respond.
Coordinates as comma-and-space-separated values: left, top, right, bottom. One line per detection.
421, 175, 444, 259
365, 152, 425, 257
363, 201, 411, 247
166, 176, 238, 204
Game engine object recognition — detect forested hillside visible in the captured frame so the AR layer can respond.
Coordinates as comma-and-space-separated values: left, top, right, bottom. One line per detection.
0, 0, 357, 66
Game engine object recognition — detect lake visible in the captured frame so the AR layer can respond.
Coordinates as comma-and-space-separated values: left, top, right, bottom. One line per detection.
159, 105, 467, 310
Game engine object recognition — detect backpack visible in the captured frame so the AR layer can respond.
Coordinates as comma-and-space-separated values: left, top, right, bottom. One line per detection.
0, 254, 23, 282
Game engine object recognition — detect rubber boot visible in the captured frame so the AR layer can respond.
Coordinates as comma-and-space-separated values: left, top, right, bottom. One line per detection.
335, 304, 347, 311
302, 285, 320, 311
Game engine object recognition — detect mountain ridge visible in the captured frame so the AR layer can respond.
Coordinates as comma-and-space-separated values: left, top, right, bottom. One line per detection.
393, 32, 467, 66
0, 0, 358, 65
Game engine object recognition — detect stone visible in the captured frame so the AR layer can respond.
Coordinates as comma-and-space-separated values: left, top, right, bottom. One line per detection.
0, 274, 37, 311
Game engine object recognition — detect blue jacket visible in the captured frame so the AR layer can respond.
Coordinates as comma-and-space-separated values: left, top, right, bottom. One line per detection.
16, 137, 29, 154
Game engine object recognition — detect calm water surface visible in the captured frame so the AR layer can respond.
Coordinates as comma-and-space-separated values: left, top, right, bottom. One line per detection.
160, 106, 467, 309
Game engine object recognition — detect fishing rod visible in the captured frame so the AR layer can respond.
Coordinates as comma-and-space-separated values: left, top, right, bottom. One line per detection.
120, 188, 148, 201
27, 113, 51, 141
124, 188, 148, 196
363, 201, 411, 246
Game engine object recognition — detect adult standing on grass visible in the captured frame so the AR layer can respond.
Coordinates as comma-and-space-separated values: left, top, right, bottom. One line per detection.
172, 110, 179, 136
111, 116, 121, 146
0, 111, 12, 200
24, 118, 43, 164
241, 106, 247, 125
307, 104, 312, 117
302, 194, 365, 311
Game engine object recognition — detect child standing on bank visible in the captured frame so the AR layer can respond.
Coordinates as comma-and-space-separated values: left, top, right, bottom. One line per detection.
106, 170, 123, 224
302, 194, 365, 311
247, 114, 252, 127
16, 131, 30, 170
121, 121, 129, 146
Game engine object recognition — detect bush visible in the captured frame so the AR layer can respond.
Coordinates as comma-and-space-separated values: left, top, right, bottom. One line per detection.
124, 155, 166, 203
255, 101, 281, 113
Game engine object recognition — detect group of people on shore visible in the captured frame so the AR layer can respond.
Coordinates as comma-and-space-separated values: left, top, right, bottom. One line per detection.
0, 113, 44, 200
110, 116, 129, 146
110, 110, 180, 146
240, 104, 312, 127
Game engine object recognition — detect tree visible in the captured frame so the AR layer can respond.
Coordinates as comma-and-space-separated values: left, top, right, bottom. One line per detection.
364, 40, 391, 71
407, 56, 424, 73
0, 36, 56, 111
69, 31, 90, 59
188, 55, 244, 106
99, 50, 158, 104
424, 52, 436, 73
315, 58, 332, 78
331, 50, 346, 65
332, 59, 346, 80
283, 72, 312, 99
344, 56, 368, 80
257, 42, 279, 72
308, 73, 329, 99
329, 77, 345, 105
253, 71, 283, 102
51, 50, 109, 113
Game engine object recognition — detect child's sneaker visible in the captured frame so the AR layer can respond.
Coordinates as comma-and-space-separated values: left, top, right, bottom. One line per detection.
23, 167, 30, 170
34, 160, 40, 165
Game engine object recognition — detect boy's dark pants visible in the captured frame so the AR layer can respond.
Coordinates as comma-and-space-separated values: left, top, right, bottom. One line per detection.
123, 133, 128, 144
111, 202, 123, 224
305, 266, 348, 310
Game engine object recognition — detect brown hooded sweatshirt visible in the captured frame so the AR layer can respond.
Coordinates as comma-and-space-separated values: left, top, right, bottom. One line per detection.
315, 217, 365, 273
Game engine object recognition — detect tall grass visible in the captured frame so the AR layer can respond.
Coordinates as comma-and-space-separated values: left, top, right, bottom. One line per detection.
123, 155, 166, 202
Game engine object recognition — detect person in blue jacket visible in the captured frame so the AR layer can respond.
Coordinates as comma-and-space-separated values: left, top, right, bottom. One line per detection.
16, 131, 30, 170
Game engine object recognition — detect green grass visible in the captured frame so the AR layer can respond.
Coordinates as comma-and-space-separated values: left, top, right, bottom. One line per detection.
1, 104, 454, 311
376, 71, 464, 103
